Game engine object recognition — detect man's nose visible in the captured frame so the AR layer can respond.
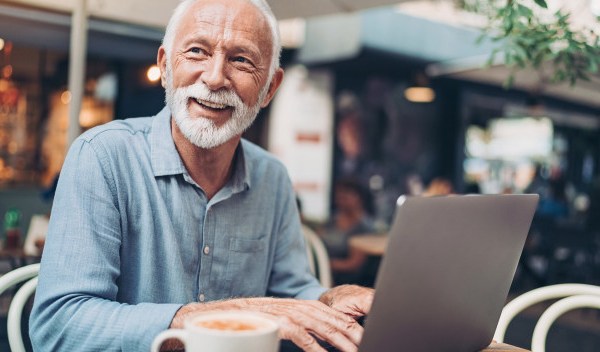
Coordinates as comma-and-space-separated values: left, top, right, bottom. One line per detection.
201, 55, 230, 91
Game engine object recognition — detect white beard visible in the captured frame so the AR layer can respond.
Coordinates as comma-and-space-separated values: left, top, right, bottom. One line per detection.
165, 65, 269, 149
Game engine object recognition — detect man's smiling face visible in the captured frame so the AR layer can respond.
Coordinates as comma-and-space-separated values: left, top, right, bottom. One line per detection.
159, 0, 279, 149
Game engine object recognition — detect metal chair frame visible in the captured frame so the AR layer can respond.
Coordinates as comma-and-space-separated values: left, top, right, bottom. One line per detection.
302, 225, 333, 288
0, 263, 40, 352
494, 283, 600, 352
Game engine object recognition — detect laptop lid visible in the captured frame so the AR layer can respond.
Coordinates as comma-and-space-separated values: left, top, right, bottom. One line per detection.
359, 194, 538, 352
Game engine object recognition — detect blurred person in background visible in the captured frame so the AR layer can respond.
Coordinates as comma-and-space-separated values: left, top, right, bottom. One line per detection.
423, 177, 454, 197
30, 1, 373, 351
518, 164, 570, 287
320, 178, 377, 286
525, 164, 569, 219
335, 112, 370, 184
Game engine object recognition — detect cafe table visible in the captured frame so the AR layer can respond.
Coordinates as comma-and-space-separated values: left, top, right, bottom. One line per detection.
349, 234, 389, 256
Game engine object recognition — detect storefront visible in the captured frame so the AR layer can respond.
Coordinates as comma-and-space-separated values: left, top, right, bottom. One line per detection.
0, 2, 164, 189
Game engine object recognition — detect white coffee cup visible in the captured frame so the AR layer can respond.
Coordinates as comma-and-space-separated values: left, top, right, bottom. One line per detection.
151, 311, 280, 352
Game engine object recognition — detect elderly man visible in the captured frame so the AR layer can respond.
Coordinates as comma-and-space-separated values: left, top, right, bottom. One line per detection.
29, 0, 373, 351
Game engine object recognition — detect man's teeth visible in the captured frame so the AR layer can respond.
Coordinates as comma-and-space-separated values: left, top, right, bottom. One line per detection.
195, 99, 227, 109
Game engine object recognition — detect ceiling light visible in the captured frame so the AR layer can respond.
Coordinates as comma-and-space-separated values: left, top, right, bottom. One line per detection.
0, 38, 4, 51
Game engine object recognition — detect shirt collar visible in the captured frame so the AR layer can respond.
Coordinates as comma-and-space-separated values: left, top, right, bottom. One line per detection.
150, 106, 251, 192
230, 141, 251, 193
150, 106, 186, 177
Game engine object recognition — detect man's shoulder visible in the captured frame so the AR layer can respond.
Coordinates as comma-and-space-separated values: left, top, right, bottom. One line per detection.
78, 116, 153, 145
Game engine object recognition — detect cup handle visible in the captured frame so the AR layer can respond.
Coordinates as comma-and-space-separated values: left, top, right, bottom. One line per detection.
151, 329, 188, 352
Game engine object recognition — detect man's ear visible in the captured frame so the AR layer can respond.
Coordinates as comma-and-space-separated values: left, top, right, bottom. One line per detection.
260, 68, 284, 108
157, 46, 168, 89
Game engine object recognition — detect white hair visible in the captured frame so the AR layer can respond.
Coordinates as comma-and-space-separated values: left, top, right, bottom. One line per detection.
162, 0, 281, 82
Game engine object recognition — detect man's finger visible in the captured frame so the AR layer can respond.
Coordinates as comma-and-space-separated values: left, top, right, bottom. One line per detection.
267, 300, 362, 350
304, 300, 364, 345
277, 316, 327, 352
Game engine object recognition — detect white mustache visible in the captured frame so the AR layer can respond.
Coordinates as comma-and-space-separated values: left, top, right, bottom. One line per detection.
178, 82, 245, 109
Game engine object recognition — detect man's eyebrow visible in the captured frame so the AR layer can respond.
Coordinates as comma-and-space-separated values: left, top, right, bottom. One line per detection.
180, 35, 211, 48
229, 45, 262, 61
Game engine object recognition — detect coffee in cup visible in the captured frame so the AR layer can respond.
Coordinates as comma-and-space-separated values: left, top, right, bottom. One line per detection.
151, 311, 279, 352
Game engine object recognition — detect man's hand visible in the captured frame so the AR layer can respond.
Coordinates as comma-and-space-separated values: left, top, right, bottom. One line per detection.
169, 297, 364, 352
319, 284, 375, 319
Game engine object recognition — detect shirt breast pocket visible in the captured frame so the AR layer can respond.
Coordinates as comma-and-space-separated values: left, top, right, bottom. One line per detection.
226, 237, 270, 297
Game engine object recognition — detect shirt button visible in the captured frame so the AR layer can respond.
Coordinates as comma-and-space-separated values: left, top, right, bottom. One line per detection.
198, 293, 205, 302
203, 246, 210, 255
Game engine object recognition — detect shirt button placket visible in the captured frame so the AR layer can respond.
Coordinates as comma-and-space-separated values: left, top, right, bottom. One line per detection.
200, 206, 213, 303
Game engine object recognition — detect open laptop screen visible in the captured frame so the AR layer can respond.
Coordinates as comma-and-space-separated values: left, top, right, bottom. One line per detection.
359, 194, 538, 352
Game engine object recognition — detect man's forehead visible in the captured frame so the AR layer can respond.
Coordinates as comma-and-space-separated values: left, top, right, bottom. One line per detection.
186, 0, 270, 37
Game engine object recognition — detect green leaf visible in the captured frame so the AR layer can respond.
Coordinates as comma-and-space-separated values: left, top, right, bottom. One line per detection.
516, 4, 533, 18
534, 0, 548, 9
503, 16, 514, 33
472, 0, 598, 87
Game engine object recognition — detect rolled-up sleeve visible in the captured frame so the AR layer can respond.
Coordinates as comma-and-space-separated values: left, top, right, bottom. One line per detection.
29, 138, 180, 352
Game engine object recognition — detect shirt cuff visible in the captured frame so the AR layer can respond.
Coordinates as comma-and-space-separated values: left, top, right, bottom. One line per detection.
295, 285, 329, 300
121, 303, 183, 352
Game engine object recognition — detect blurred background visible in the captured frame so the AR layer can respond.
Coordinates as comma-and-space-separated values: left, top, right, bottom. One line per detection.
0, 0, 599, 351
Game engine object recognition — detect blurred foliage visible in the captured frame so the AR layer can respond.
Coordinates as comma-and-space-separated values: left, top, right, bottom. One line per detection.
456, 0, 600, 88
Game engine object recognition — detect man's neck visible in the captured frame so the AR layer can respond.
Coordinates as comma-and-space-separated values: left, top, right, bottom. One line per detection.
171, 118, 241, 200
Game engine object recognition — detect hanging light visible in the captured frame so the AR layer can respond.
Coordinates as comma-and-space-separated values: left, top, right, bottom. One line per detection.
404, 87, 436, 103
404, 72, 436, 103
0, 38, 5, 51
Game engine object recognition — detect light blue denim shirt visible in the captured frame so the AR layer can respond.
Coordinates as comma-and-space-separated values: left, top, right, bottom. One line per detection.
30, 107, 326, 351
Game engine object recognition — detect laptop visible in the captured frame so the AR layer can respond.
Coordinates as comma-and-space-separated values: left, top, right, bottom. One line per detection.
357, 194, 538, 352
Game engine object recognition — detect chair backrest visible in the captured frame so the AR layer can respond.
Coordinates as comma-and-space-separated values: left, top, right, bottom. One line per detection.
302, 225, 333, 288
0, 263, 40, 352
494, 283, 600, 352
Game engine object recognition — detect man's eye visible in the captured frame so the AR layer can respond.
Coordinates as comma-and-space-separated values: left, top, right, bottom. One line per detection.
189, 47, 203, 54
232, 56, 250, 64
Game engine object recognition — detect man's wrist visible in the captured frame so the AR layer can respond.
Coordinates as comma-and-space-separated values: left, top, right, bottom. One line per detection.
169, 298, 252, 328
319, 285, 346, 306
170, 303, 208, 328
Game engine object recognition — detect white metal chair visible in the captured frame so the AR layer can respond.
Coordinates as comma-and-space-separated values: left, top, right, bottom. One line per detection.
493, 283, 600, 352
0, 263, 40, 352
302, 225, 333, 288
